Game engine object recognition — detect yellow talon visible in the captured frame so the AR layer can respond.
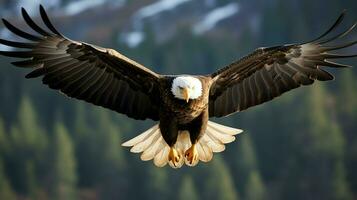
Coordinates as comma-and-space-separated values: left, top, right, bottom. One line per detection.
185, 144, 198, 165
168, 147, 181, 167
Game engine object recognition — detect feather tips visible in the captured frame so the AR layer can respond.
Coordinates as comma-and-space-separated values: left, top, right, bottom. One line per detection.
122, 122, 243, 168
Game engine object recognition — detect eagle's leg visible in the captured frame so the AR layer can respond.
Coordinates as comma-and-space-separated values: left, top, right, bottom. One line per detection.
185, 110, 208, 165
159, 116, 181, 167
184, 144, 198, 165
168, 147, 181, 166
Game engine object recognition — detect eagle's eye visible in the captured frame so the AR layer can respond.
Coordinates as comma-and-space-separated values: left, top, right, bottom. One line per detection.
178, 86, 184, 90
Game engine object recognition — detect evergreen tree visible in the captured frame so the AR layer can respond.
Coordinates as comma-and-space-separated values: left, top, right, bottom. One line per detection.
95, 110, 127, 199
51, 122, 77, 200
245, 170, 266, 200
95, 109, 126, 172
232, 134, 267, 199
7, 97, 48, 196
73, 103, 89, 140
16, 96, 48, 157
332, 161, 352, 200
337, 71, 357, 118
74, 107, 127, 198
25, 160, 38, 199
145, 166, 169, 200
0, 118, 9, 154
281, 84, 352, 200
0, 158, 16, 200
178, 175, 199, 200
73, 103, 95, 186
337, 71, 357, 198
234, 134, 258, 187
203, 156, 239, 200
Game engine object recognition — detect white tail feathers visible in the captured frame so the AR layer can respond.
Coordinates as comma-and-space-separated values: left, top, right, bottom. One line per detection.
122, 121, 243, 168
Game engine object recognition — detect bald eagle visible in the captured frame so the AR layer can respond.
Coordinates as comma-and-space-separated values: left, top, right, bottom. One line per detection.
0, 6, 356, 168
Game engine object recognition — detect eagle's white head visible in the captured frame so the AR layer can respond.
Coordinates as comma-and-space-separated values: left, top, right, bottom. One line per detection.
171, 76, 202, 102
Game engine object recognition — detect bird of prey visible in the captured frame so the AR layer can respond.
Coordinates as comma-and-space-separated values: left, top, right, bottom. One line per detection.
0, 5, 356, 168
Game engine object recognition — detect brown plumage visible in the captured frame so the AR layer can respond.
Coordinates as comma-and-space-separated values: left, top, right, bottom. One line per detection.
0, 5, 356, 168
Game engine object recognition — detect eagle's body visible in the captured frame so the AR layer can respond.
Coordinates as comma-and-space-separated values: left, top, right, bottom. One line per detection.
0, 5, 356, 168
159, 77, 209, 141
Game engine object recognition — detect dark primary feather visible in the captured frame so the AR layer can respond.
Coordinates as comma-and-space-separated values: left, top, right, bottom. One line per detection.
0, 5, 160, 120
209, 11, 357, 117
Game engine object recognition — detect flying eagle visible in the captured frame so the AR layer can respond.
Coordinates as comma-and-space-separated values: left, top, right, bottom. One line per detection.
0, 6, 356, 168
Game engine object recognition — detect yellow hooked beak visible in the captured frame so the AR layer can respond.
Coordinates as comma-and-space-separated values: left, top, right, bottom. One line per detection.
182, 87, 190, 103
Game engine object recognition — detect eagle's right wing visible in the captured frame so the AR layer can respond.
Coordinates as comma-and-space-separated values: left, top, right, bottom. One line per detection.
0, 5, 161, 120
209, 11, 357, 117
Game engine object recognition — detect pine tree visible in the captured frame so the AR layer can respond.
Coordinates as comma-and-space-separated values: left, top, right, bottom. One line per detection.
0, 118, 9, 154
145, 166, 169, 200
332, 161, 352, 200
7, 97, 48, 196
95, 109, 126, 171
233, 134, 267, 199
234, 134, 258, 187
281, 84, 352, 200
96, 110, 127, 199
51, 122, 77, 200
16, 96, 48, 157
245, 170, 266, 200
0, 158, 16, 200
203, 156, 239, 200
73, 103, 89, 140
72, 103, 95, 186
337, 71, 357, 199
25, 160, 38, 199
178, 175, 199, 200
337, 71, 357, 118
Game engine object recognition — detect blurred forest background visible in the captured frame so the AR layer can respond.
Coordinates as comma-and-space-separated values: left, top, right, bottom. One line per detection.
0, 0, 356, 200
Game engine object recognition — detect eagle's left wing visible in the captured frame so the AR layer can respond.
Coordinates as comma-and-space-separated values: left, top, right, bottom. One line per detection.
0, 5, 161, 120
209, 12, 357, 117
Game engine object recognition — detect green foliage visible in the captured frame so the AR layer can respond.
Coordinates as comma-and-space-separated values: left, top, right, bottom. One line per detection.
245, 170, 266, 200
0, 118, 9, 154
25, 160, 38, 199
6, 97, 49, 195
178, 175, 199, 200
338, 70, 357, 118
234, 134, 258, 185
0, 159, 16, 200
331, 161, 352, 200
14, 96, 48, 159
72, 103, 95, 186
280, 84, 352, 200
232, 133, 267, 199
203, 156, 239, 200
146, 166, 169, 200
51, 122, 77, 200
303, 84, 344, 157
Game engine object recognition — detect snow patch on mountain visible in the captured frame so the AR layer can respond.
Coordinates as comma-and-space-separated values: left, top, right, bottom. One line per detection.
134, 0, 192, 20
193, 2, 239, 35
121, 31, 145, 48
64, 0, 126, 16
16, 0, 60, 15
121, 0, 192, 48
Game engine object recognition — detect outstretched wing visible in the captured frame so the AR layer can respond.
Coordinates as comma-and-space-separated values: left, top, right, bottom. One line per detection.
209, 11, 357, 117
0, 5, 161, 120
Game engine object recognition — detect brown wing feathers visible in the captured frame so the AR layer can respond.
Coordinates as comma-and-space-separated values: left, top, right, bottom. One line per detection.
209, 11, 357, 117
0, 5, 160, 120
